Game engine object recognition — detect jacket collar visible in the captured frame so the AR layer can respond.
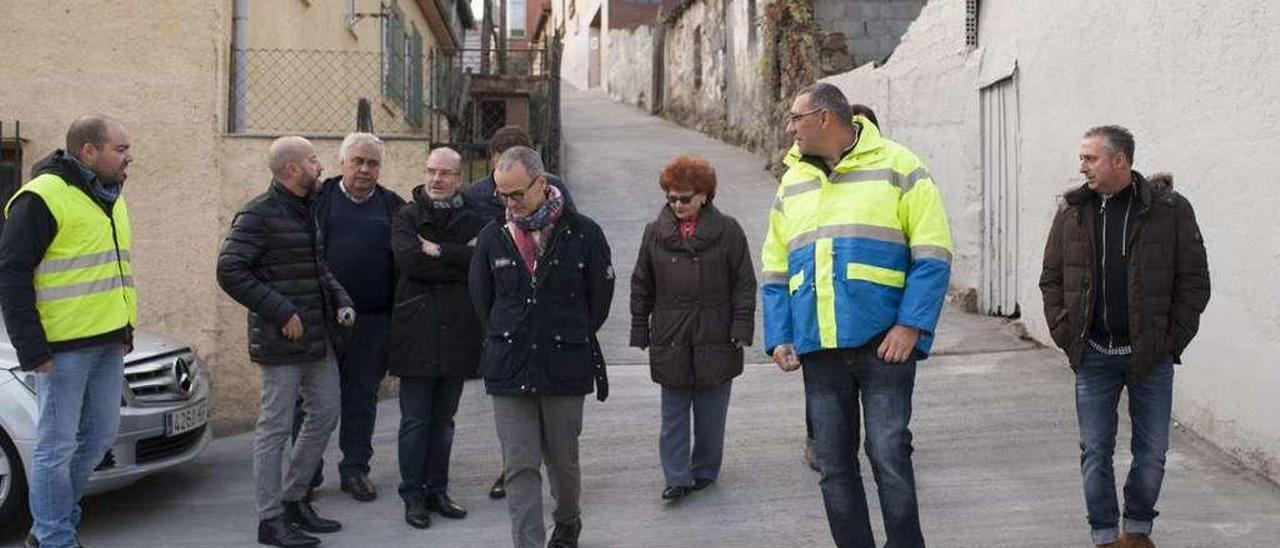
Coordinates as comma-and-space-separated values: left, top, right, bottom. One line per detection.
270, 179, 311, 206
654, 202, 725, 252
1064, 170, 1152, 209
784, 115, 883, 175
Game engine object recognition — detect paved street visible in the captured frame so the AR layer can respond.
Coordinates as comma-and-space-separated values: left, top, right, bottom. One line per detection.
5, 86, 1279, 547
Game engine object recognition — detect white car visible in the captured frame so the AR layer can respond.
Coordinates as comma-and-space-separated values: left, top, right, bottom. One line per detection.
0, 326, 212, 527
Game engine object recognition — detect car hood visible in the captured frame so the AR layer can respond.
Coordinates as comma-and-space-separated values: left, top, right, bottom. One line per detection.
0, 331, 190, 372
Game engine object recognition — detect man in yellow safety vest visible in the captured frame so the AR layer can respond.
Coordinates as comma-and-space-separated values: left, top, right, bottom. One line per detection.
0, 115, 136, 548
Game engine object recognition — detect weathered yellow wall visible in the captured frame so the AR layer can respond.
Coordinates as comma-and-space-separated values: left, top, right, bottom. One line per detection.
243, 0, 444, 136
1, 0, 442, 433
0, 0, 232, 417
212, 135, 430, 432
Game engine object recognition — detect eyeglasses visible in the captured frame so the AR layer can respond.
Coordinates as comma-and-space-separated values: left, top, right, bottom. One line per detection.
666, 194, 698, 205
425, 168, 458, 177
495, 176, 542, 202
787, 107, 824, 123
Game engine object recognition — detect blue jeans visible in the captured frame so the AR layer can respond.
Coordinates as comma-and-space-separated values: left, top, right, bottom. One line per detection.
397, 376, 465, 502
803, 346, 924, 548
1075, 346, 1174, 545
659, 381, 732, 488
30, 344, 125, 548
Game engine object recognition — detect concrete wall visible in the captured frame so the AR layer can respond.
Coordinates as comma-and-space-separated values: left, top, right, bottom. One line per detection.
824, 0, 1280, 482
813, 0, 927, 66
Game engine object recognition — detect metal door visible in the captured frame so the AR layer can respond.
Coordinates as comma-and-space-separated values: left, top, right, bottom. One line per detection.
979, 76, 1020, 316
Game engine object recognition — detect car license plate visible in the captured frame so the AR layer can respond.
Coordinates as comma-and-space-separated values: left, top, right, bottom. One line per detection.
165, 400, 209, 436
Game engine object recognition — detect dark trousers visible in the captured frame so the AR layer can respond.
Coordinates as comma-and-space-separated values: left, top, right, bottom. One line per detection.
397, 376, 466, 502
803, 345, 924, 548
336, 313, 390, 477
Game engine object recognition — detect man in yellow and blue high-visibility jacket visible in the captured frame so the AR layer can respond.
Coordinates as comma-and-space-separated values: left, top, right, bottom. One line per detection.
762, 83, 951, 548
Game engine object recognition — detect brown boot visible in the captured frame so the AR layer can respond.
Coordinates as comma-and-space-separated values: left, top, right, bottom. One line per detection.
1096, 542, 1123, 548
1121, 532, 1156, 548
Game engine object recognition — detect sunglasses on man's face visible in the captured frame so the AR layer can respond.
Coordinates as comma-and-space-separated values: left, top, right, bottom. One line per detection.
666, 194, 698, 205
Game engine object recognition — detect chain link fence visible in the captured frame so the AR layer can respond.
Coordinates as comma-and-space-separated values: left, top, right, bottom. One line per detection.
229, 39, 561, 179
233, 48, 449, 137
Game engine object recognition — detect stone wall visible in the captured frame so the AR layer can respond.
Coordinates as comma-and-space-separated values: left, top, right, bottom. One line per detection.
606, 26, 656, 110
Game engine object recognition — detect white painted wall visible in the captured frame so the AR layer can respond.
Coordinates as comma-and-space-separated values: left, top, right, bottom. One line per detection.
825, 0, 1280, 482
560, 0, 606, 89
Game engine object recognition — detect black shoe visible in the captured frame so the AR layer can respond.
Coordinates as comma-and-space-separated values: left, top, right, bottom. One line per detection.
488, 474, 506, 499
547, 518, 581, 548
340, 473, 378, 502
425, 492, 468, 519
258, 515, 320, 547
283, 500, 342, 533
661, 486, 693, 500
404, 498, 432, 529
692, 478, 715, 491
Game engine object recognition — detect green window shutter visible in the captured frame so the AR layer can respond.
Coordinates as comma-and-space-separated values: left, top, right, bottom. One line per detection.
408, 27, 424, 127
382, 2, 406, 107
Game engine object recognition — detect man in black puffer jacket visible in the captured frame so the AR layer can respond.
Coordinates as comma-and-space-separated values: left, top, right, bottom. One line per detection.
217, 136, 356, 548
469, 146, 614, 548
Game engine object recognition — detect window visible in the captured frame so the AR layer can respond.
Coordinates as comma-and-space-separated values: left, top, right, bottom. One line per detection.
0, 122, 23, 215
382, 1, 406, 107
509, 0, 527, 38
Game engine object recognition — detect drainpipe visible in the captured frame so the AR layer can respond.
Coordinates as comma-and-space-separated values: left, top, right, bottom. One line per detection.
229, 0, 248, 133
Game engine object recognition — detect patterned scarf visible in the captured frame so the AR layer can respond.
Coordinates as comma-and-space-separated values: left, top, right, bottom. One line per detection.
506, 184, 565, 273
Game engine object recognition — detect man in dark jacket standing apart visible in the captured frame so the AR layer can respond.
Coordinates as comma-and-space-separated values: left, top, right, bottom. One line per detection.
0, 116, 136, 548
1040, 126, 1210, 548
470, 146, 614, 548
389, 146, 486, 529
310, 132, 405, 502
218, 136, 356, 548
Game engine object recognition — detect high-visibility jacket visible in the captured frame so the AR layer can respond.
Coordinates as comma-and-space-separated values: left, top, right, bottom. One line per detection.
761, 117, 952, 357
4, 173, 136, 342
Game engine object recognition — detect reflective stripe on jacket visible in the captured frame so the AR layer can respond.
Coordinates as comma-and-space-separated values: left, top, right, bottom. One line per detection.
761, 116, 952, 357
5, 173, 136, 342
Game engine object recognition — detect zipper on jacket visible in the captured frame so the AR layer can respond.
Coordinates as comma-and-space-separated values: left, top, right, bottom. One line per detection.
1099, 196, 1111, 348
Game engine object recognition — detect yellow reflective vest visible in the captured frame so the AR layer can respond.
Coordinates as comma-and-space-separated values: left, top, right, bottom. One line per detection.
4, 173, 136, 342
761, 117, 952, 357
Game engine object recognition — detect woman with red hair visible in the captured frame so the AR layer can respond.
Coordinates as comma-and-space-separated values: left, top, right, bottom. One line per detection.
629, 155, 757, 501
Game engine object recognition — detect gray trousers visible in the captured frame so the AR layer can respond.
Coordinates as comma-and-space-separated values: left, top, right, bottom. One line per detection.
492, 395, 585, 548
660, 381, 733, 488
254, 350, 340, 520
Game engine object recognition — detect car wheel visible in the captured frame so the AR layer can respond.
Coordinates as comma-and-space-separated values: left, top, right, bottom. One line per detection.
0, 428, 30, 534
